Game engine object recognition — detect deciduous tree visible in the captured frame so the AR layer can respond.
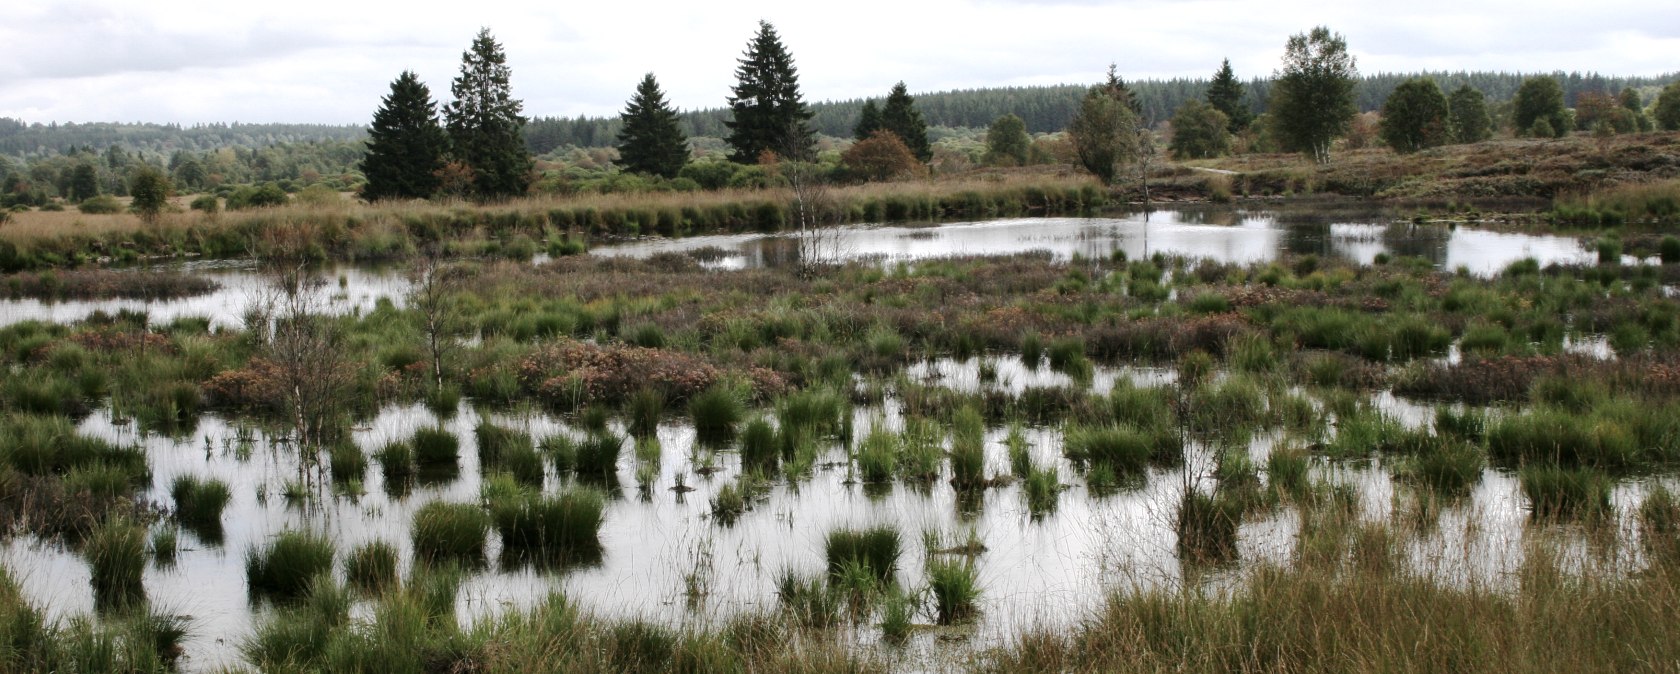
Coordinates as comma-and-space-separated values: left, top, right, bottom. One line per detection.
1168, 100, 1231, 159
724, 21, 816, 163
615, 73, 689, 179
1067, 86, 1139, 185
1513, 77, 1568, 138
1447, 85, 1492, 144
1379, 78, 1450, 154
128, 167, 171, 224
1659, 82, 1680, 132
444, 29, 533, 200
361, 70, 447, 201
1270, 26, 1358, 164
841, 130, 920, 181
984, 114, 1030, 167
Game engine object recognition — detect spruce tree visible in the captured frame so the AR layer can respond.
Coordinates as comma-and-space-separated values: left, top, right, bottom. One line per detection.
880, 82, 931, 163
1206, 59, 1252, 133
444, 28, 533, 200
1102, 64, 1142, 115
724, 21, 816, 163
361, 70, 447, 201
854, 100, 883, 141
615, 73, 689, 179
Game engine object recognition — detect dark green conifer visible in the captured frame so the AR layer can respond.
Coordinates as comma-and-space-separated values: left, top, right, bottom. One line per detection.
1206, 59, 1252, 133
616, 73, 689, 179
880, 82, 932, 163
724, 21, 816, 163
854, 100, 883, 141
444, 28, 533, 199
361, 70, 448, 201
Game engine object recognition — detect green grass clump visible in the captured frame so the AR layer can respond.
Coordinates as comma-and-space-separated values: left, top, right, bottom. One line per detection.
1176, 489, 1241, 565
950, 406, 986, 488
85, 517, 147, 609
490, 488, 606, 558
343, 540, 399, 592
411, 427, 459, 467
1487, 408, 1637, 471
1266, 446, 1311, 498
374, 441, 415, 483
572, 432, 623, 481
1025, 465, 1060, 517
500, 440, 546, 487
626, 387, 665, 438
246, 530, 336, 601
879, 588, 915, 643
1639, 485, 1680, 564
776, 570, 841, 629
1520, 465, 1613, 519
474, 420, 531, 470
410, 502, 488, 563
825, 526, 901, 583
1020, 333, 1044, 368
169, 474, 231, 529
926, 558, 981, 625
1662, 236, 1680, 265
1064, 424, 1174, 473
739, 418, 779, 473
1398, 439, 1485, 497
897, 417, 945, 481
689, 386, 744, 445
1005, 424, 1032, 479
328, 443, 366, 483
856, 428, 899, 483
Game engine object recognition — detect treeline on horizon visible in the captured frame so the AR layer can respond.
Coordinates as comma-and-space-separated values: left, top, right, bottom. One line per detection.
2, 69, 1676, 160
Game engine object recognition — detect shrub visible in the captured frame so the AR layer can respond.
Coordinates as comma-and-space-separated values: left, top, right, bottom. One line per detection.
77, 195, 123, 214
246, 530, 335, 601
410, 502, 488, 562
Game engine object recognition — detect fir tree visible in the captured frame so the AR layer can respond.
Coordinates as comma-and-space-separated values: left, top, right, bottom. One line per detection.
1206, 59, 1252, 133
880, 82, 932, 163
361, 70, 447, 201
67, 163, 99, 202
724, 21, 816, 163
1102, 64, 1142, 115
615, 73, 689, 179
854, 100, 883, 141
444, 28, 533, 200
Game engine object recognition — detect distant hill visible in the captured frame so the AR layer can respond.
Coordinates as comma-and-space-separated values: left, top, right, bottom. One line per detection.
3, 70, 1676, 160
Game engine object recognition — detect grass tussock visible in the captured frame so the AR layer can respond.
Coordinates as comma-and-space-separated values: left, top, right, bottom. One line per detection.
245, 530, 335, 602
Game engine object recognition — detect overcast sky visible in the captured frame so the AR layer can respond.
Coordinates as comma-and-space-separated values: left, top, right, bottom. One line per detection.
2, 0, 1676, 126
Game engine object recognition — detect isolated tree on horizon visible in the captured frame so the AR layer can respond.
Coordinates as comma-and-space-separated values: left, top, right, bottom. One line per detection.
444, 28, 533, 200
128, 166, 171, 225
1206, 59, 1252, 133
725, 21, 816, 163
1379, 78, 1450, 154
1168, 100, 1231, 159
616, 73, 689, 179
1512, 77, 1568, 138
854, 100, 883, 140
1447, 84, 1492, 144
1270, 26, 1358, 164
1068, 84, 1140, 185
984, 113, 1030, 166
880, 82, 932, 163
361, 70, 447, 201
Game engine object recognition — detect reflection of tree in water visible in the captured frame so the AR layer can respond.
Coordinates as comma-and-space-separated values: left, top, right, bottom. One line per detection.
1280, 221, 1334, 258
1169, 206, 1243, 227
1379, 222, 1451, 265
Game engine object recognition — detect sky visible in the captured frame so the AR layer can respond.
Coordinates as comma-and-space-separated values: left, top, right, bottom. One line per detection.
2, 0, 1677, 126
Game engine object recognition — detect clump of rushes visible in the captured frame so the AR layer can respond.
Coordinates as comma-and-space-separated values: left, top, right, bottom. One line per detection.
374, 441, 415, 484
245, 530, 335, 601
856, 428, 899, 484
1176, 489, 1241, 565
626, 387, 665, 438
86, 517, 147, 609
501, 440, 546, 487
689, 386, 744, 445
1020, 333, 1044, 369
474, 420, 531, 471
410, 427, 459, 468
926, 558, 980, 625
1662, 235, 1680, 265
1025, 465, 1060, 517
1266, 446, 1311, 498
328, 443, 366, 483
1046, 337, 1088, 375
739, 418, 779, 474
490, 487, 606, 559
1006, 423, 1032, 479
410, 502, 488, 563
1520, 465, 1613, 519
573, 432, 623, 482
825, 526, 901, 583
151, 525, 179, 566
170, 475, 232, 530
776, 569, 841, 629
1398, 439, 1485, 497
1639, 485, 1680, 564
343, 540, 399, 592
1063, 424, 1155, 475
879, 588, 915, 643
949, 406, 986, 489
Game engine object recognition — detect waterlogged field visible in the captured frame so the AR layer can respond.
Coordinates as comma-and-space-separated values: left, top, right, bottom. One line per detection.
3, 206, 1680, 673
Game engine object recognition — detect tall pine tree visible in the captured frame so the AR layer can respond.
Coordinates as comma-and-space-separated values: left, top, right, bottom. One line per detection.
880, 82, 931, 163
616, 73, 689, 178
1206, 59, 1252, 133
724, 21, 816, 163
853, 100, 883, 140
361, 70, 447, 201
444, 28, 533, 200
